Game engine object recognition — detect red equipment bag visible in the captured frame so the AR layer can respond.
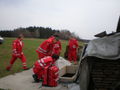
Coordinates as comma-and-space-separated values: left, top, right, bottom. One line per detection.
48, 66, 59, 87
42, 66, 49, 86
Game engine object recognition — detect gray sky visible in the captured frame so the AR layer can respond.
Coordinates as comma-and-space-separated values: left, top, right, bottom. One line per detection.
0, 0, 120, 39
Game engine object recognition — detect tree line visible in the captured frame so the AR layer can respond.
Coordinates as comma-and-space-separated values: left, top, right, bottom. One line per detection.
0, 26, 81, 40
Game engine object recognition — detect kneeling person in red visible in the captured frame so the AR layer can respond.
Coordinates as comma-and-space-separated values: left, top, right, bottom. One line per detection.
32, 54, 59, 83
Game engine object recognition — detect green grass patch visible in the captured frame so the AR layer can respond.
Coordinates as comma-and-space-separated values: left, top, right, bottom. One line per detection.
0, 38, 84, 78
0, 88, 10, 90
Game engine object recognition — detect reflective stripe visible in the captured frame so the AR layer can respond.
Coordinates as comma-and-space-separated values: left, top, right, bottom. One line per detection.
38, 60, 44, 67
20, 41, 22, 46
38, 60, 40, 63
23, 62, 26, 64
55, 77, 59, 81
73, 45, 76, 48
23, 63, 27, 66
39, 48, 47, 53
41, 58, 46, 66
37, 49, 47, 55
41, 59, 44, 64
40, 63, 44, 67
55, 72, 59, 75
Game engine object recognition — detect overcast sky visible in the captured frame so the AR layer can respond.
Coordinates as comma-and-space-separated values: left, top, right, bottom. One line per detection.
0, 0, 120, 39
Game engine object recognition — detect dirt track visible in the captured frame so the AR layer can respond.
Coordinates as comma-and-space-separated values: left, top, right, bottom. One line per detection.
0, 69, 79, 90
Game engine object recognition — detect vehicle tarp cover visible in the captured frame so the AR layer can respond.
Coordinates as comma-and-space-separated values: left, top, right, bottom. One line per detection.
82, 32, 120, 60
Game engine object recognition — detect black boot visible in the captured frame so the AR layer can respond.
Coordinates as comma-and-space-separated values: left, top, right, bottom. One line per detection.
32, 74, 40, 83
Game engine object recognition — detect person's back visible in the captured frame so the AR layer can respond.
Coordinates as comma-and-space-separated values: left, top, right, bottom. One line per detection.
36, 36, 57, 59
68, 37, 78, 63
68, 38, 78, 50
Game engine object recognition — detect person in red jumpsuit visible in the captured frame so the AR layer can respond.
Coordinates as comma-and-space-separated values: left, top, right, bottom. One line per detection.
32, 54, 59, 83
36, 35, 58, 59
68, 37, 78, 64
51, 38, 61, 56
6, 35, 28, 71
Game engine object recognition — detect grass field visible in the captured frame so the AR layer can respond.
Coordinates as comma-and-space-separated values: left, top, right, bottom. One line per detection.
0, 38, 84, 78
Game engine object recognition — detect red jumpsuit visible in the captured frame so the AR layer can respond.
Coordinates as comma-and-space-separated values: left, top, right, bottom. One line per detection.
33, 56, 54, 83
6, 39, 27, 70
36, 36, 55, 59
51, 40, 61, 56
68, 38, 78, 62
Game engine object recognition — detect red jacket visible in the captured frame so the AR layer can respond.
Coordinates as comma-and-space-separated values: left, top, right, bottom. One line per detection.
36, 56, 54, 68
12, 39, 24, 55
68, 38, 78, 51
36, 36, 55, 56
52, 40, 61, 55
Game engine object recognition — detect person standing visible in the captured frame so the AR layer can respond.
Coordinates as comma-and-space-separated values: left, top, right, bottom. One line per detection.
68, 37, 78, 64
6, 34, 28, 71
51, 38, 61, 56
